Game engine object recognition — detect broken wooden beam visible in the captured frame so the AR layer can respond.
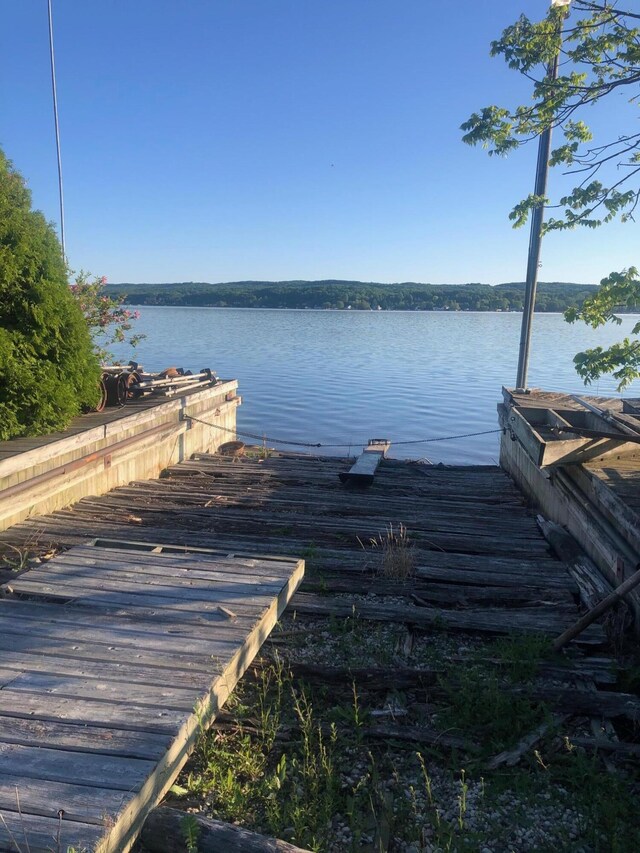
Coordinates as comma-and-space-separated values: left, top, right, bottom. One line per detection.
339, 439, 391, 487
537, 516, 617, 611
486, 713, 568, 770
552, 565, 640, 652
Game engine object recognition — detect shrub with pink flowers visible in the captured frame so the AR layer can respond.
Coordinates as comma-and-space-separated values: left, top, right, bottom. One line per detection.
70, 271, 145, 364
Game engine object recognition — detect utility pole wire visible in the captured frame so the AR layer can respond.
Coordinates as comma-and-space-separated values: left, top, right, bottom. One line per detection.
48, 0, 66, 261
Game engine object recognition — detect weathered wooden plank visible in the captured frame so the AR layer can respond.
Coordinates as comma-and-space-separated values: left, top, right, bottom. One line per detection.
93, 557, 306, 853
338, 440, 389, 487
9, 563, 285, 599
0, 690, 187, 734
302, 574, 570, 607
0, 713, 171, 759
0, 774, 131, 824
288, 593, 605, 642
5, 671, 201, 711
0, 596, 254, 638
6, 581, 273, 622
0, 603, 249, 657
141, 807, 311, 853
0, 743, 155, 791
0, 629, 232, 675
0, 810, 102, 853
0, 648, 208, 690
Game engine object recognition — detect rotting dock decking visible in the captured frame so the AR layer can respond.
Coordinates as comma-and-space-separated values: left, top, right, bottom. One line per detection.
3, 451, 606, 644
0, 542, 303, 852
0, 450, 622, 851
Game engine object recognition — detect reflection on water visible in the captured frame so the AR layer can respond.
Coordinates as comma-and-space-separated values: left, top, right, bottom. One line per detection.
110, 308, 639, 464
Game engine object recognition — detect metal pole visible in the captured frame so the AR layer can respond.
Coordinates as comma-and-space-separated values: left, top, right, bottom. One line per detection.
515, 50, 560, 391
47, 0, 66, 261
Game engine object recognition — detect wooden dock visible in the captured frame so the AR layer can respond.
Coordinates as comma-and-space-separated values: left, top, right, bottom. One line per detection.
3, 451, 605, 643
498, 387, 640, 624
0, 379, 240, 531
0, 542, 303, 852
1, 448, 623, 850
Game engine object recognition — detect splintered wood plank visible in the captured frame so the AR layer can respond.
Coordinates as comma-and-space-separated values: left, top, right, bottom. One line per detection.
0, 543, 305, 853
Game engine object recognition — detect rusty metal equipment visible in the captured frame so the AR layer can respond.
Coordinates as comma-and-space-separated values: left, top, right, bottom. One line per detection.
95, 363, 218, 409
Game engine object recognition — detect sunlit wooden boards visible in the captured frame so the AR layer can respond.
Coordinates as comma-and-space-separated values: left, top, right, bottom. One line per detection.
0, 541, 304, 853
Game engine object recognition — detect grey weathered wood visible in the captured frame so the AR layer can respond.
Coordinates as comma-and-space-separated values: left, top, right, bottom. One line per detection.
339, 439, 391, 487
0, 774, 132, 823
0, 810, 102, 853
289, 592, 605, 642
537, 516, 614, 609
0, 713, 171, 758
141, 807, 311, 852
0, 690, 187, 734
0, 543, 305, 853
552, 566, 640, 651
0, 743, 155, 790
486, 714, 568, 769
5, 670, 201, 711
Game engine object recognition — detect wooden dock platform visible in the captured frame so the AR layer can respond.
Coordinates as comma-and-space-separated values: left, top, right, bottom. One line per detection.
1, 448, 620, 850
3, 451, 604, 643
0, 379, 240, 532
0, 542, 303, 852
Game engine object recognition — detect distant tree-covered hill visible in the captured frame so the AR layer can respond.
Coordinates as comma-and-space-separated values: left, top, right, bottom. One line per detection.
105, 279, 600, 312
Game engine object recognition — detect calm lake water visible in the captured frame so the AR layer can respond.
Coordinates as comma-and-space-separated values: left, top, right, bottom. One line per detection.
110, 308, 640, 464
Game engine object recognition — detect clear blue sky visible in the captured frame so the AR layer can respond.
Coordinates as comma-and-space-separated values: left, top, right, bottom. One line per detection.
1, 1, 636, 285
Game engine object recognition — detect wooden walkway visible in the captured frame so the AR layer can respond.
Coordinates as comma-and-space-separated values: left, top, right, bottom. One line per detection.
0, 542, 303, 852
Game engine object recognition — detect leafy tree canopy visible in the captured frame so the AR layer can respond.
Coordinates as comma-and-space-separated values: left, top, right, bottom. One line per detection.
462, 1, 640, 389
462, 1, 640, 232
565, 266, 640, 388
0, 149, 100, 440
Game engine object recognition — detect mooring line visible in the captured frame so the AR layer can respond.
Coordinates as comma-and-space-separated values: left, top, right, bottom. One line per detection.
187, 415, 502, 450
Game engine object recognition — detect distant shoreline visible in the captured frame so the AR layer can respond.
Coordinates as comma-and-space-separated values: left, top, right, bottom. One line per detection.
106, 279, 600, 313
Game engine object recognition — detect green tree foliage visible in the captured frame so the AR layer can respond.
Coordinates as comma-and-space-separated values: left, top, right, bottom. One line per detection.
461, 1, 640, 388
461, 1, 640, 232
0, 149, 100, 440
565, 267, 640, 388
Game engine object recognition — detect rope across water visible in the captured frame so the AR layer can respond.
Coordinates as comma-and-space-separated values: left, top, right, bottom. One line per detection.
187, 414, 502, 450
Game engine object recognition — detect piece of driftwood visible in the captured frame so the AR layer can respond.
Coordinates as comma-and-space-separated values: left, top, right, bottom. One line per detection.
141, 807, 311, 852
363, 723, 480, 753
536, 516, 614, 610
486, 713, 568, 770
552, 566, 640, 651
